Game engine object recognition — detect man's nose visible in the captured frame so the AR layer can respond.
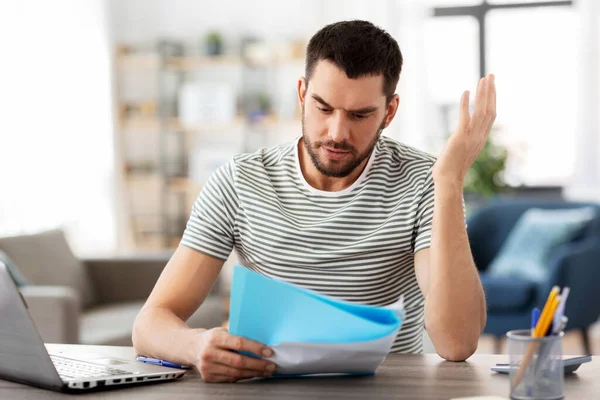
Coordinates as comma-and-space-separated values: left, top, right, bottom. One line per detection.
328, 111, 350, 143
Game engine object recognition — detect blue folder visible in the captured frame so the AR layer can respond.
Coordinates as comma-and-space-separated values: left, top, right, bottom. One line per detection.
228, 265, 403, 346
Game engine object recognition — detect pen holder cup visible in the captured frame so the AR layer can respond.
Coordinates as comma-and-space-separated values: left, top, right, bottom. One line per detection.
507, 329, 564, 400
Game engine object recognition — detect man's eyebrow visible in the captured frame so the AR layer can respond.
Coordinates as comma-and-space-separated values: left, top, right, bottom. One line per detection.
311, 94, 333, 109
311, 94, 378, 114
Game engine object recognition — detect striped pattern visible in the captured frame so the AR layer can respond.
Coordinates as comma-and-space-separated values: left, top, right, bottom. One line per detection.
181, 135, 437, 353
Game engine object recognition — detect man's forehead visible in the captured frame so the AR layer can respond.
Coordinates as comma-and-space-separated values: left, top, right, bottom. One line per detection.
308, 60, 386, 108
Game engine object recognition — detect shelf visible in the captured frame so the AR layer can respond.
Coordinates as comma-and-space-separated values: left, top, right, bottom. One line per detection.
117, 53, 160, 71
118, 115, 300, 133
124, 173, 197, 193
119, 115, 246, 132
119, 116, 180, 131
168, 177, 196, 192
169, 54, 304, 71
168, 55, 243, 70
180, 118, 247, 132
116, 53, 243, 72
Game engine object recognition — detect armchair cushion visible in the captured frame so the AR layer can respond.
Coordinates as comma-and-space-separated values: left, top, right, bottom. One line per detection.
20, 285, 80, 344
81, 296, 226, 346
84, 253, 178, 305
80, 301, 147, 346
0, 229, 96, 309
0, 250, 29, 287
487, 207, 596, 282
480, 273, 538, 312
543, 237, 600, 330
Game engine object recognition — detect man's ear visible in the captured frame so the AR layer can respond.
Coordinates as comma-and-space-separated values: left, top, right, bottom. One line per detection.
297, 77, 307, 109
384, 94, 400, 128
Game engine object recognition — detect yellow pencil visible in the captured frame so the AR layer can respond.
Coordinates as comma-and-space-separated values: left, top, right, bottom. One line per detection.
534, 286, 559, 337
535, 296, 561, 337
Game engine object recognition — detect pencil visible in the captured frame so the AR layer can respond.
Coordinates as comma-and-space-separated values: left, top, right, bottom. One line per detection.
534, 286, 559, 337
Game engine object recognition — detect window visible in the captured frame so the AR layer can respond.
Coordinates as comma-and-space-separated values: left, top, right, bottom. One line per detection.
424, 17, 480, 104
428, 0, 575, 186
487, 6, 577, 185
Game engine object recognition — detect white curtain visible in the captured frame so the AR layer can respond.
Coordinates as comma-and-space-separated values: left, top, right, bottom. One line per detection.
0, 1, 117, 253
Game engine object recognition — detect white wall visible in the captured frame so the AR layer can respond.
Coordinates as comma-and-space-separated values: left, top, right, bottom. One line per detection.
0, 1, 116, 253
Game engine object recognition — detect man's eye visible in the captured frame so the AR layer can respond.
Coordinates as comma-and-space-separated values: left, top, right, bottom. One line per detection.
350, 113, 367, 120
317, 107, 332, 113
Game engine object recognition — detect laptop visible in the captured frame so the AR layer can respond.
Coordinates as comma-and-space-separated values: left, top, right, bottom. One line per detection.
0, 261, 187, 392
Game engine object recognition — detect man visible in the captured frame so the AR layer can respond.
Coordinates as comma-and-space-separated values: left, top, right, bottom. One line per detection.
133, 20, 494, 383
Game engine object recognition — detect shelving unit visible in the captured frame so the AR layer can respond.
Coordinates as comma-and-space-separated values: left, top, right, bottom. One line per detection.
115, 38, 305, 249
119, 115, 300, 134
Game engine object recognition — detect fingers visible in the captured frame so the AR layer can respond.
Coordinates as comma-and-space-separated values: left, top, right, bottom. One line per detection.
470, 74, 496, 135
195, 328, 278, 383
207, 348, 276, 373
481, 74, 497, 136
473, 76, 487, 119
467, 74, 496, 120
457, 90, 470, 132
213, 329, 273, 359
487, 74, 497, 122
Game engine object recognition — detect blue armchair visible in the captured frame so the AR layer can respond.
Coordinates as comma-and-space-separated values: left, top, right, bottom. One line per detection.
467, 200, 600, 354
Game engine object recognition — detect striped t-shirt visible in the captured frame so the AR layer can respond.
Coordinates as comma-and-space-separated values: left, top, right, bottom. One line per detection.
181, 135, 436, 353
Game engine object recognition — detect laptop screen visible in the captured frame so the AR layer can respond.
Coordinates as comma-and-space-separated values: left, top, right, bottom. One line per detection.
0, 262, 63, 389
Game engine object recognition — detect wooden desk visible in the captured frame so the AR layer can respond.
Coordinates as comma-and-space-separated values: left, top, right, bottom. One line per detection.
0, 344, 598, 399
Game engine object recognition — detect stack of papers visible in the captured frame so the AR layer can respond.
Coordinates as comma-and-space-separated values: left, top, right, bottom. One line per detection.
228, 265, 405, 376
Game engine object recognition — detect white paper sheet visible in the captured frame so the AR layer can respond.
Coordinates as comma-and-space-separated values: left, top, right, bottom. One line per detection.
267, 332, 399, 375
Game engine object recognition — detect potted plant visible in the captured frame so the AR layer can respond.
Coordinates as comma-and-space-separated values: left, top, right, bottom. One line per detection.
204, 31, 223, 56
463, 131, 509, 212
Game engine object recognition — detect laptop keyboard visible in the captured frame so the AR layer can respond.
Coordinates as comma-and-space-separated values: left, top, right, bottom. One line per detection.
50, 355, 130, 380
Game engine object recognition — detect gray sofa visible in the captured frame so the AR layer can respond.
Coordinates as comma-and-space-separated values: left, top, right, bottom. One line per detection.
0, 229, 225, 345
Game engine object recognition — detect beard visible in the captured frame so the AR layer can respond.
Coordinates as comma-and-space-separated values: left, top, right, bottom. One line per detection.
302, 109, 385, 178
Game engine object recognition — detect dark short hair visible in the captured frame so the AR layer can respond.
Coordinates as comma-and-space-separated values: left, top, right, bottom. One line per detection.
305, 20, 403, 103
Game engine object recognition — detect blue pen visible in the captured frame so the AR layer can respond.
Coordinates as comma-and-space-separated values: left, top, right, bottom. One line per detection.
531, 307, 540, 334
136, 356, 190, 369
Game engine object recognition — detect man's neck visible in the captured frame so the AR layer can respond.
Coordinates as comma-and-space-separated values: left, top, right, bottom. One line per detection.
298, 139, 370, 192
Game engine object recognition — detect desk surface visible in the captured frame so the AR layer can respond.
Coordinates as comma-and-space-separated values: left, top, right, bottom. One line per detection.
0, 344, 598, 399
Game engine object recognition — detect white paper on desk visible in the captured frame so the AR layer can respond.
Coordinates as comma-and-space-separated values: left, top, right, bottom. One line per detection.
267, 331, 400, 375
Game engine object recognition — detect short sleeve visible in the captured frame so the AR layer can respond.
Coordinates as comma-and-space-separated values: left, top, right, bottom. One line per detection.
180, 161, 238, 261
413, 168, 435, 253
412, 167, 468, 253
